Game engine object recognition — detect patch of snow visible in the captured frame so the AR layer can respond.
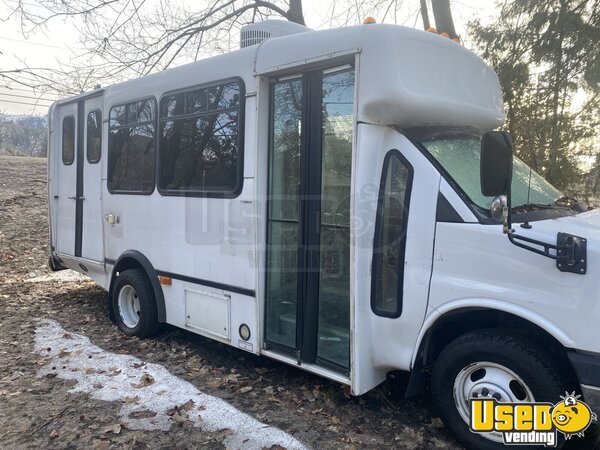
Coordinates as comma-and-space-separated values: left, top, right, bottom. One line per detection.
26, 270, 89, 283
34, 319, 309, 450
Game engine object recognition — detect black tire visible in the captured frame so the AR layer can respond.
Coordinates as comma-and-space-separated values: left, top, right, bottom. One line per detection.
112, 268, 162, 338
431, 330, 568, 450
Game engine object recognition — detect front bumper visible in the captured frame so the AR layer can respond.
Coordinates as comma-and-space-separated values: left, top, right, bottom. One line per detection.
568, 351, 600, 415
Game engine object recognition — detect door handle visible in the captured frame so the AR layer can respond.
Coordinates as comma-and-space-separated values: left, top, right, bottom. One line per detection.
105, 213, 120, 225
68, 196, 85, 200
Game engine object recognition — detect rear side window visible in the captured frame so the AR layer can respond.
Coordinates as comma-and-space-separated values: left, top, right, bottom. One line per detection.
158, 80, 243, 196
108, 98, 156, 194
62, 116, 75, 165
87, 110, 102, 164
371, 151, 413, 318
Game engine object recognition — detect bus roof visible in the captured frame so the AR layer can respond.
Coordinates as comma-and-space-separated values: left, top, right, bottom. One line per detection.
58, 23, 504, 131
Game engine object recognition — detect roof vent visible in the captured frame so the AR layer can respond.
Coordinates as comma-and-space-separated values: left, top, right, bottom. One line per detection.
240, 20, 311, 48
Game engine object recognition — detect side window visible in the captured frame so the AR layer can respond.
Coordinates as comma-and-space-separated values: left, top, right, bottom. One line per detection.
371, 151, 413, 318
108, 98, 156, 194
62, 116, 75, 165
86, 110, 102, 164
158, 80, 243, 196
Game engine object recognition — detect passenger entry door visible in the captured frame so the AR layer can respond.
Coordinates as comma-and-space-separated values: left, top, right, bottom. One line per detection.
81, 97, 104, 262
53, 96, 104, 262
265, 66, 355, 373
54, 103, 78, 257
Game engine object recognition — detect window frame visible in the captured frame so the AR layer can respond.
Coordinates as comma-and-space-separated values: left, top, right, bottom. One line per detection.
107, 96, 157, 195
62, 115, 75, 166
157, 77, 246, 199
86, 109, 103, 164
370, 149, 414, 319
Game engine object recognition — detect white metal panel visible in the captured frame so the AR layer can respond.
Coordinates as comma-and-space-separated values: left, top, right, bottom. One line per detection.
81, 96, 104, 262
255, 24, 503, 131
54, 102, 78, 256
185, 289, 230, 340
351, 124, 440, 395
427, 211, 600, 356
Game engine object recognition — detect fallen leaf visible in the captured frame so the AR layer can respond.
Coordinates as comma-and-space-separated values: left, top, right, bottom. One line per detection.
263, 386, 274, 395
132, 362, 146, 369
49, 430, 59, 439
58, 349, 71, 358
104, 424, 122, 434
171, 411, 188, 423
129, 410, 157, 419
429, 417, 444, 429
343, 385, 351, 399
123, 396, 140, 404
131, 374, 155, 389
239, 386, 253, 394
181, 399, 195, 411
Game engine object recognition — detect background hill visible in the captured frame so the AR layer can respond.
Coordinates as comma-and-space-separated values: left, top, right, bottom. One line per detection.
0, 114, 48, 157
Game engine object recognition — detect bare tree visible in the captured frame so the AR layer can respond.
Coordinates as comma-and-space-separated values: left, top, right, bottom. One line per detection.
2, 0, 457, 95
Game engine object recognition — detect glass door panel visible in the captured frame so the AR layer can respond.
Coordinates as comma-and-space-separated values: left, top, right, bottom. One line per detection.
316, 69, 355, 369
265, 79, 303, 350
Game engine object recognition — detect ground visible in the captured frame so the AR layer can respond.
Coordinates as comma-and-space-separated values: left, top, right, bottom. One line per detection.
0, 155, 596, 450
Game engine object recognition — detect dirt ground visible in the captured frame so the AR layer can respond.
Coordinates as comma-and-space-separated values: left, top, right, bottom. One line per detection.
0, 155, 596, 450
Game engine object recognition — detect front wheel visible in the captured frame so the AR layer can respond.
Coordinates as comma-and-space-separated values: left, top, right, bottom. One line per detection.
112, 268, 162, 338
431, 330, 568, 450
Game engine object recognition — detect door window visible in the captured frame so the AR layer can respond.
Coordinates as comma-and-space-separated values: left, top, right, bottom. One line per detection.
265, 78, 303, 350
371, 151, 413, 318
87, 110, 102, 164
62, 115, 75, 165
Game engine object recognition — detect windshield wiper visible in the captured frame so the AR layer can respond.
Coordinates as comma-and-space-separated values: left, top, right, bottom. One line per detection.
511, 203, 555, 212
555, 195, 588, 212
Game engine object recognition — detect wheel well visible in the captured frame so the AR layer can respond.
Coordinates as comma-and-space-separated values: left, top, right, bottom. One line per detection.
108, 252, 166, 323
406, 309, 579, 396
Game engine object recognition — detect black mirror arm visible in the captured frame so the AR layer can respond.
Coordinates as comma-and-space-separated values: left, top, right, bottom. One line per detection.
503, 190, 587, 274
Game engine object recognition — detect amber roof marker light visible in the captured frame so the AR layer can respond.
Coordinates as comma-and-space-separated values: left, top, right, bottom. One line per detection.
363, 17, 376, 24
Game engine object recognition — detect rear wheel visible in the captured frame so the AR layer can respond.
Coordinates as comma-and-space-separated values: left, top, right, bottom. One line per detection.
112, 268, 162, 338
431, 330, 568, 450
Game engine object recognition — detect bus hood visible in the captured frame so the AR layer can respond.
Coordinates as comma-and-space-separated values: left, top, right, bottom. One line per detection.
531, 209, 600, 242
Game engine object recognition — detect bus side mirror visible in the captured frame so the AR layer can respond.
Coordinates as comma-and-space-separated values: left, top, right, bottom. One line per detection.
481, 131, 513, 197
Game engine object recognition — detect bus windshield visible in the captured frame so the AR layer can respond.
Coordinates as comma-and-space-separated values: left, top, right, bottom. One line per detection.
409, 128, 564, 212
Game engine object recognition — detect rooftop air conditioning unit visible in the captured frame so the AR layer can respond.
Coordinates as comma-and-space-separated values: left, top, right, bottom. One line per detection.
240, 20, 311, 48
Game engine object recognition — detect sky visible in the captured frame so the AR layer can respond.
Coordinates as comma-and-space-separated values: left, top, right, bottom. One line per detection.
0, 0, 499, 116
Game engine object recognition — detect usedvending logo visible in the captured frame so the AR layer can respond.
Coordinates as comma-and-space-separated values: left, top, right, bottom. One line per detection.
470, 392, 597, 446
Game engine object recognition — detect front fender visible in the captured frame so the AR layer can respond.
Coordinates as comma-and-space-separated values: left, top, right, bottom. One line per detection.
411, 298, 576, 369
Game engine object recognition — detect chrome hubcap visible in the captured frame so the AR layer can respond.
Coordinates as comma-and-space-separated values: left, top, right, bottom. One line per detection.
454, 362, 535, 443
118, 285, 141, 328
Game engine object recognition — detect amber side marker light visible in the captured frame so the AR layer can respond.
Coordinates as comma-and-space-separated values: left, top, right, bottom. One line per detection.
159, 276, 172, 285
363, 17, 376, 24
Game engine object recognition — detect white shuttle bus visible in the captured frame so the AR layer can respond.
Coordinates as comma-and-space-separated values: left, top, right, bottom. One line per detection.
48, 21, 600, 449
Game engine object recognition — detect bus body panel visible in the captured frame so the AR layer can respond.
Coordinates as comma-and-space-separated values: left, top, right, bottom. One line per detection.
351, 125, 440, 395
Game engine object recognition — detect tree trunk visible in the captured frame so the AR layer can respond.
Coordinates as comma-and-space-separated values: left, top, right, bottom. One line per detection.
287, 0, 306, 25
431, 0, 457, 38
420, 0, 431, 30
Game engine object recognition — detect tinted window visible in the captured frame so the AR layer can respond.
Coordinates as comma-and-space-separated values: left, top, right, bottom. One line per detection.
62, 116, 75, 165
371, 151, 413, 318
87, 110, 102, 164
158, 80, 243, 195
108, 98, 156, 194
